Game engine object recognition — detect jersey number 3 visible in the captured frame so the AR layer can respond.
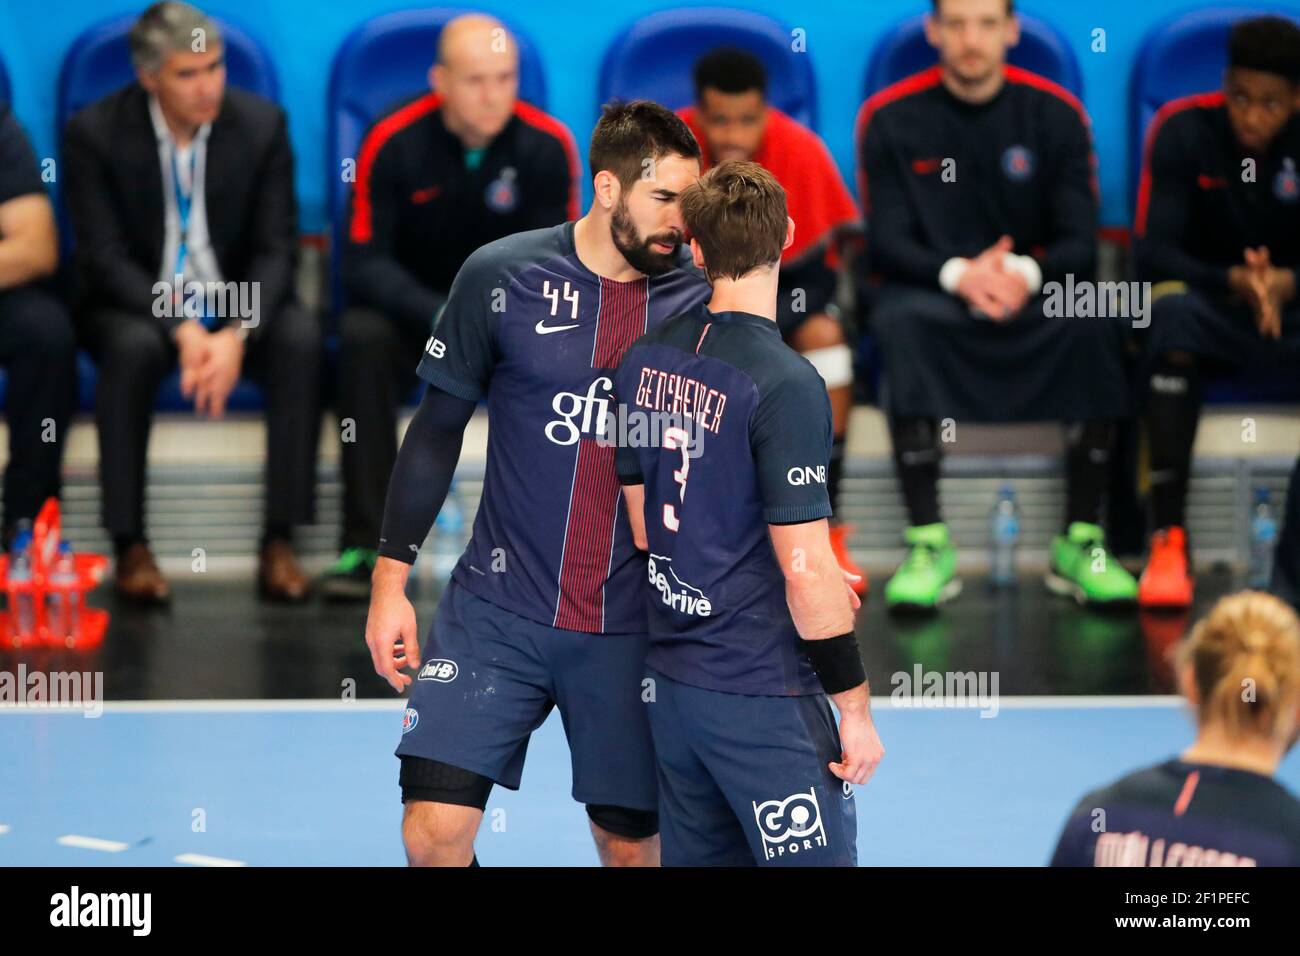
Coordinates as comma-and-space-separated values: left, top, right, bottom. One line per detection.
662, 426, 690, 532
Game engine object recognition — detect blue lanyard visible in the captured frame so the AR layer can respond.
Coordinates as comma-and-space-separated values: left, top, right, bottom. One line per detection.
171, 144, 212, 326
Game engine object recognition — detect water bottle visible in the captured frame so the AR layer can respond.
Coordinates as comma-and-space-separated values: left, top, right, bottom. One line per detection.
7, 527, 35, 638
48, 541, 81, 645
1247, 487, 1277, 589
989, 483, 1020, 587
430, 483, 466, 582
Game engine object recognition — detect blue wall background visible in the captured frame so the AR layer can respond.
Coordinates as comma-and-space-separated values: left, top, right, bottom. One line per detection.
3, 0, 1298, 231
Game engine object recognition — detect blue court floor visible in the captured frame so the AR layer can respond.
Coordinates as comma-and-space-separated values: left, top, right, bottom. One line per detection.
3, 699, 1298, 866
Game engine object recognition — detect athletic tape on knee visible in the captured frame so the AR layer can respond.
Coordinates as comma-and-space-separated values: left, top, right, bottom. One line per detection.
802, 345, 854, 389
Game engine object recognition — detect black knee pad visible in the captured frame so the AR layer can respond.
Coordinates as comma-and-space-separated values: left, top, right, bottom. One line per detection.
400, 756, 494, 810
891, 416, 940, 462
586, 803, 659, 840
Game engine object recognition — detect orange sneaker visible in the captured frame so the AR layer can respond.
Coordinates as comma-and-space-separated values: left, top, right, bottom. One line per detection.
1138, 526, 1194, 609
830, 524, 869, 596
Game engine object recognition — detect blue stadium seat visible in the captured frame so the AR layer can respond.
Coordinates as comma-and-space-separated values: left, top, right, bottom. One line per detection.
327, 8, 548, 315
56, 14, 280, 414
863, 12, 1082, 97
58, 13, 279, 131
1131, 8, 1299, 404
598, 7, 817, 128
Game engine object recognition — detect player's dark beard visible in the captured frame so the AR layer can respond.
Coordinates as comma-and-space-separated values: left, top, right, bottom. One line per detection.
611, 198, 681, 277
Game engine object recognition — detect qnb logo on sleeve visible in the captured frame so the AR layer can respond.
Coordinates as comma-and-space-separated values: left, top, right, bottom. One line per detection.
787, 465, 827, 486
424, 336, 447, 360
417, 659, 458, 683
546, 377, 613, 446
753, 789, 827, 861
647, 554, 712, 617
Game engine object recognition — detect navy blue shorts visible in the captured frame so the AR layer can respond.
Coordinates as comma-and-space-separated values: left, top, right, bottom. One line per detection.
645, 668, 857, 867
395, 579, 658, 812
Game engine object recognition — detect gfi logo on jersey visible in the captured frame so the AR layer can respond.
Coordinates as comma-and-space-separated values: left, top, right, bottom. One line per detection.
753, 788, 827, 860
546, 377, 612, 446
787, 465, 827, 486
417, 659, 459, 683
647, 553, 712, 617
423, 336, 446, 360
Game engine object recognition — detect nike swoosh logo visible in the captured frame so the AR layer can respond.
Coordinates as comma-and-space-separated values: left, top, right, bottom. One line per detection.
535, 320, 580, 334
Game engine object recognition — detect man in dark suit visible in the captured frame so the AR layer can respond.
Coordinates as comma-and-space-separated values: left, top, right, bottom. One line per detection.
63, 1, 321, 603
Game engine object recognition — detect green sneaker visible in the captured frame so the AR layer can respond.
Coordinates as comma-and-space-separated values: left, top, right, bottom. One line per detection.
885, 523, 961, 613
1045, 522, 1138, 606
319, 546, 378, 602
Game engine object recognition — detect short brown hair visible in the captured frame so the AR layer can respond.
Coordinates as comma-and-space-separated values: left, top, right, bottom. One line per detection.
677, 161, 787, 282
588, 100, 701, 191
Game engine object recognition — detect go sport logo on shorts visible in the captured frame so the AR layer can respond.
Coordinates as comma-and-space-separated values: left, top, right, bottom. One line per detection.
752, 788, 827, 860
417, 659, 459, 683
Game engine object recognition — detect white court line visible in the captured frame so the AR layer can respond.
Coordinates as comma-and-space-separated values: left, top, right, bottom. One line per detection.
874, 695, 1184, 710
0, 695, 1184, 713
175, 853, 246, 867
58, 834, 129, 852
0, 699, 406, 714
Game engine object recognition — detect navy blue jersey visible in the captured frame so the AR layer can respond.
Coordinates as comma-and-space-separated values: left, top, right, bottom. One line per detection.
415, 221, 709, 633
1051, 758, 1300, 867
613, 306, 834, 695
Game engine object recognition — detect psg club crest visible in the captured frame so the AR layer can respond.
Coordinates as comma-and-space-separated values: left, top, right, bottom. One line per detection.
485, 166, 519, 213
1002, 145, 1035, 182
1274, 159, 1299, 203
402, 708, 419, 734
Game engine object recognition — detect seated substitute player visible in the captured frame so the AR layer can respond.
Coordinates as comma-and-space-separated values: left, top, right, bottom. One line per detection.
614, 162, 884, 867
857, 0, 1136, 613
1135, 16, 1300, 610
324, 13, 579, 600
678, 48, 866, 594
1051, 590, 1300, 866
364, 101, 710, 867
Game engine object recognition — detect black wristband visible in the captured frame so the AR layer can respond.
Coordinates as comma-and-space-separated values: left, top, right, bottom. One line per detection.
801, 633, 866, 695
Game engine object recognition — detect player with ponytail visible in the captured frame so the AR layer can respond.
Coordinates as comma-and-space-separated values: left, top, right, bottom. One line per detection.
1051, 591, 1300, 866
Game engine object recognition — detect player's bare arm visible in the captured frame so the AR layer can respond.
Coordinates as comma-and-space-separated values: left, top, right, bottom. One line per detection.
769, 519, 884, 786
367, 557, 421, 693
622, 483, 648, 550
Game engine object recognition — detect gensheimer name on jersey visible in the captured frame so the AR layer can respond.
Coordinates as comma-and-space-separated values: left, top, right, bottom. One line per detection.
417, 221, 709, 634
614, 306, 834, 695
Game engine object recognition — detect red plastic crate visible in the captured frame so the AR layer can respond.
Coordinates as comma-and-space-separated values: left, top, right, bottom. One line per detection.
0, 497, 109, 651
